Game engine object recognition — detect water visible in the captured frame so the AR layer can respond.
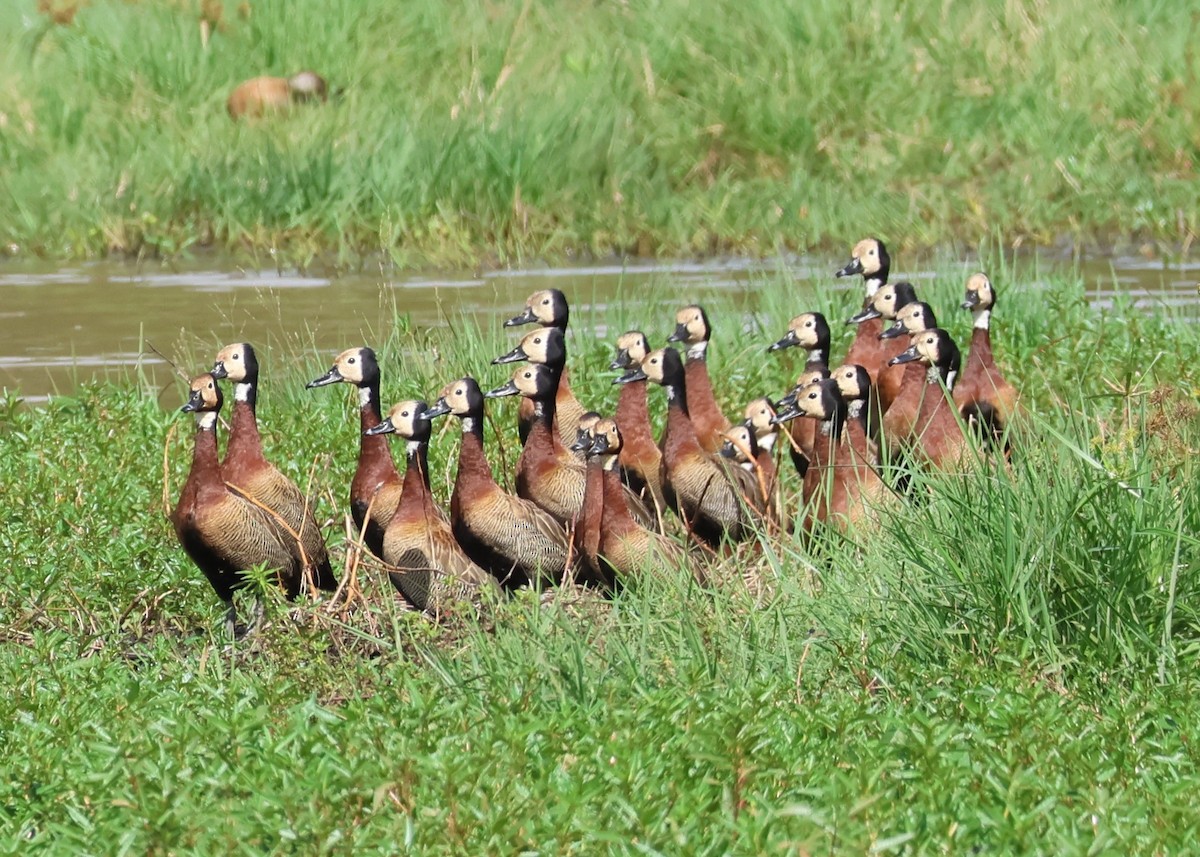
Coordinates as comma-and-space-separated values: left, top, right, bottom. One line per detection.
0, 253, 1196, 404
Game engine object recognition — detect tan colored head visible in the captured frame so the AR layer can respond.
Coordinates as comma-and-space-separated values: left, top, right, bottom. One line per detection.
506, 289, 569, 328
831, 364, 870, 402
307, 346, 379, 388
378, 400, 431, 440
837, 237, 888, 278
288, 71, 328, 102
867, 282, 917, 319
669, 305, 711, 345
963, 272, 995, 311
211, 342, 258, 384
431, 377, 483, 418
787, 313, 828, 349
181, 372, 223, 414
719, 424, 758, 464
592, 417, 622, 456
743, 397, 777, 437
612, 331, 650, 369
792, 380, 836, 420
793, 366, 830, 389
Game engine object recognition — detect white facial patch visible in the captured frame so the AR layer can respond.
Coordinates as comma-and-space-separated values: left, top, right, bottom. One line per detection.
197, 411, 218, 430
234, 382, 253, 403
359, 387, 373, 408
686, 341, 709, 361
973, 308, 991, 331
461, 416, 476, 433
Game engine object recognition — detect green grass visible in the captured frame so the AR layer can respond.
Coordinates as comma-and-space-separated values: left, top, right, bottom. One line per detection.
2, 262, 1199, 851
2, 0, 1200, 264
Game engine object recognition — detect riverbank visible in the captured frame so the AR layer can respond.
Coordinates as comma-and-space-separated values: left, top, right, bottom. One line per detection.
2, 0, 1199, 265
2, 268, 1198, 849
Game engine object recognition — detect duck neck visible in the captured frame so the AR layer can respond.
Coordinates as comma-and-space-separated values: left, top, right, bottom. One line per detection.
190, 412, 222, 485
403, 438, 435, 512
804, 347, 827, 369
864, 268, 889, 297
600, 457, 634, 529
455, 411, 495, 491
972, 308, 992, 331
226, 381, 263, 460
615, 378, 653, 443
686, 340, 709, 362
357, 378, 395, 470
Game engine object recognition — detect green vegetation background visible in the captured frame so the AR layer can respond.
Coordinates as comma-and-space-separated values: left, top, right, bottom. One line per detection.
2, 0, 1200, 852
1, 0, 1199, 263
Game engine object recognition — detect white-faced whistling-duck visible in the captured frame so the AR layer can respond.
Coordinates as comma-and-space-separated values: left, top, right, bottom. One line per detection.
171, 374, 320, 636
768, 311, 832, 478
610, 330, 667, 526
420, 377, 571, 589
363, 400, 497, 613
485, 360, 587, 527
585, 418, 699, 587
888, 328, 974, 471
775, 365, 832, 477
740, 397, 784, 525
227, 71, 328, 119
954, 273, 1018, 440
772, 377, 889, 531
211, 342, 335, 593
667, 304, 732, 454
617, 347, 760, 548
306, 347, 403, 559
877, 300, 939, 454
503, 288, 585, 448
569, 412, 607, 583
835, 237, 904, 383
847, 281, 920, 412
830, 363, 881, 461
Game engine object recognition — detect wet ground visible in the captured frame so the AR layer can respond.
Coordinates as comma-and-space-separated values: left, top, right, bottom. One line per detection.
1, 253, 1196, 404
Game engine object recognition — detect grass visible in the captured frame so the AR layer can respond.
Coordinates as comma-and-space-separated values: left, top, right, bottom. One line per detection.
2, 260, 1199, 851
2, 0, 1200, 265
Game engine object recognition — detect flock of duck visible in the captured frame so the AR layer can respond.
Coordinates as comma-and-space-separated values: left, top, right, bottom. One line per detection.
170, 238, 1018, 634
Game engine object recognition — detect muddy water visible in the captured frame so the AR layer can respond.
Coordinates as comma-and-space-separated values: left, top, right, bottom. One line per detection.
0, 254, 1196, 403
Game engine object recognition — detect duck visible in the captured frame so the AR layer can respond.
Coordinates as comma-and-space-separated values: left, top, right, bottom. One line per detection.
887, 329, 974, 471
877, 301, 939, 454
771, 378, 889, 531
830, 363, 881, 460
953, 273, 1018, 437
718, 423, 776, 525
485, 361, 587, 526
585, 418, 700, 587
494, 323, 588, 456
306, 347, 403, 559
835, 237, 909, 382
617, 347, 760, 548
569, 414, 607, 583
503, 289, 585, 447
609, 330, 667, 524
211, 343, 335, 593
227, 71, 328, 119
171, 374, 331, 636
846, 281, 920, 412
774, 365, 831, 476
666, 305, 732, 454
362, 400, 497, 613
419, 377, 571, 589
768, 312, 832, 477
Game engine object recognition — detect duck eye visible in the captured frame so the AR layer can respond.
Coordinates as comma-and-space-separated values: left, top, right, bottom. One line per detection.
541, 298, 550, 305
348, 357, 356, 364
455, 388, 463, 396
232, 353, 240, 360
534, 337, 542, 344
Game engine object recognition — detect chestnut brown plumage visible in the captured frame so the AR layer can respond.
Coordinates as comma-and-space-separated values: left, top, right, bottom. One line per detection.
171, 374, 317, 637
363, 400, 496, 613
212, 343, 335, 594
306, 347, 402, 560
